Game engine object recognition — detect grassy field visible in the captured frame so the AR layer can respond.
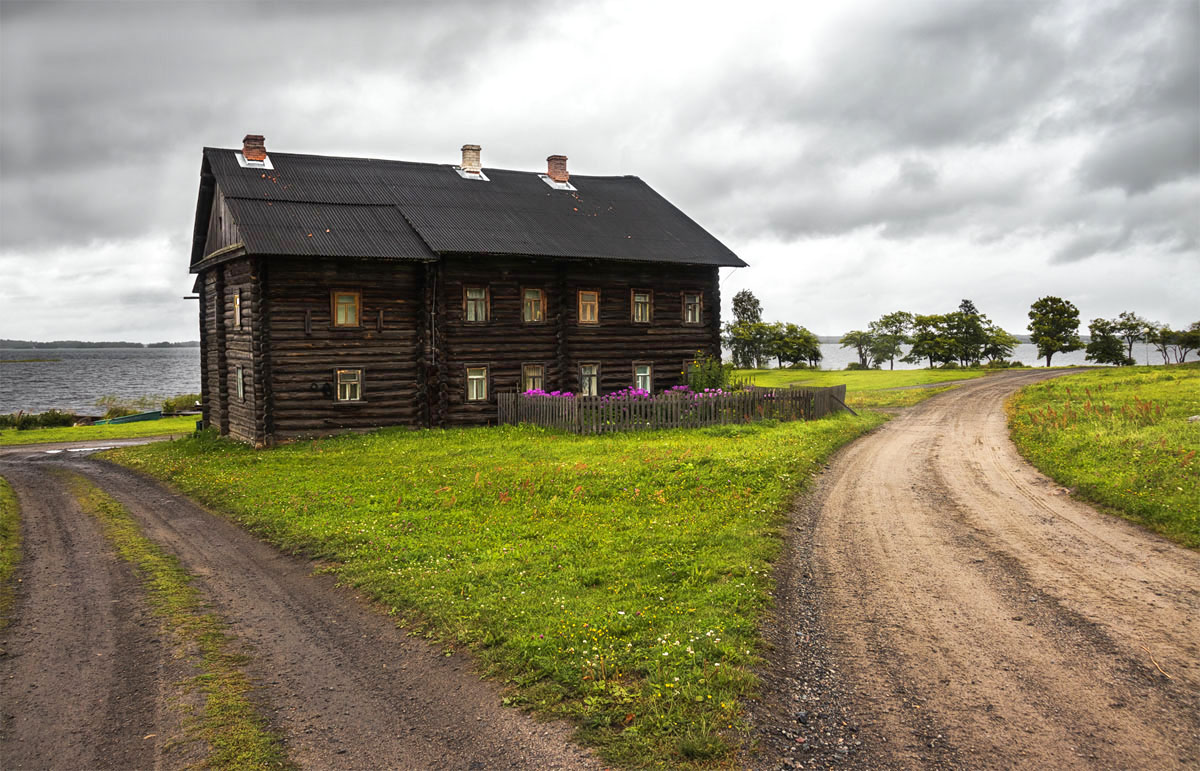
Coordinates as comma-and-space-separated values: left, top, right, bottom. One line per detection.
0, 415, 198, 446
0, 477, 19, 627
1008, 363, 1200, 548
734, 367, 991, 408
64, 473, 292, 769
107, 413, 887, 766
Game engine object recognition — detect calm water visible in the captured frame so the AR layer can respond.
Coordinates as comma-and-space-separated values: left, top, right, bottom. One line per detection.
0, 343, 1168, 416
0, 348, 201, 416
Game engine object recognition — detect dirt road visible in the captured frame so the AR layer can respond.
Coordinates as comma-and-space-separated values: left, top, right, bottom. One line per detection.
756, 369, 1200, 769
0, 447, 598, 770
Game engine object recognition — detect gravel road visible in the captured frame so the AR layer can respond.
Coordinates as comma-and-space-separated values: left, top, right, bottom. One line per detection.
0, 446, 599, 770
753, 369, 1200, 769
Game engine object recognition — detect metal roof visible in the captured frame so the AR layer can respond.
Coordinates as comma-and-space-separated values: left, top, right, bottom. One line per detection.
192, 147, 746, 269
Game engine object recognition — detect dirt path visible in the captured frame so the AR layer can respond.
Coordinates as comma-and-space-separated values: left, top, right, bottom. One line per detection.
755, 369, 1200, 769
0, 448, 599, 770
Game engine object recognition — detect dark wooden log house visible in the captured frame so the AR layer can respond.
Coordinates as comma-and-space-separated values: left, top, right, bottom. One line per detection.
190, 135, 746, 445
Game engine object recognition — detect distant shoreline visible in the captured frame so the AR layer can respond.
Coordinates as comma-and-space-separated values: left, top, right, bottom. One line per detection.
0, 339, 200, 349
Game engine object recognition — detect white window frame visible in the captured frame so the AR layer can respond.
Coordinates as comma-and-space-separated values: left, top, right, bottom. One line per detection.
466, 366, 488, 401
580, 363, 599, 396
336, 369, 362, 402
634, 363, 652, 392
631, 289, 652, 324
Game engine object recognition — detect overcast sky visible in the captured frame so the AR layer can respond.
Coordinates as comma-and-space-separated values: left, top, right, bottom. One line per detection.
2, 0, 1197, 342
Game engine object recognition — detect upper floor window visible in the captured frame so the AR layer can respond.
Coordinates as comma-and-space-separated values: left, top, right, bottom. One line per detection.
683, 292, 702, 325
465, 286, 489, 322
578, 290, 599, 325
522, 364, 545, 392
467, 366, 488, 401
522, 288, 546, 323
232, 289, 242, 329
332, 290, 361, 327
580, 363, 599, 396
632, 290, 652, 323
336, 369, 362, 401
634, 363, 652, 392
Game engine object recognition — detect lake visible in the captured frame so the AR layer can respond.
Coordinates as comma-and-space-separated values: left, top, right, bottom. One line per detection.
0, 343, 1168, 416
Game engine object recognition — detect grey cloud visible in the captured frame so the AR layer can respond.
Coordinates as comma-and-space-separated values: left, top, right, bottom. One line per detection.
1078, 116, 1200, 194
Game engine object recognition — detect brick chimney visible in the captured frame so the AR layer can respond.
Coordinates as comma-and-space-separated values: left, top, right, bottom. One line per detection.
547, 155, 568, 183
461, 144, 482, 173
242, 134, 267, 162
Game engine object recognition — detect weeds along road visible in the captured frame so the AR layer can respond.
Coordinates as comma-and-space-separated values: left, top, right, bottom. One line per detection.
759, 369, 1200, 770
0, 444, 599, 770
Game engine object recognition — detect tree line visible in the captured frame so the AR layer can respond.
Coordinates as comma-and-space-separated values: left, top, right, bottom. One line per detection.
722, 291, 1199, 369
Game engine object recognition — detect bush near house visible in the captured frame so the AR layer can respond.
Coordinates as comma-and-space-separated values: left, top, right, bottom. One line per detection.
1008, 363, 1200, 547
107, 413, 886, 766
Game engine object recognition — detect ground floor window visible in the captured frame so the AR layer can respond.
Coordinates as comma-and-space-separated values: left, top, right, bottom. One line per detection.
336, 369, 362, 401
522, 363, 544, 392
236, 366, 245, 400
580, 363, 598, 396
467, 366, 488, 401
634, 363, 652, 392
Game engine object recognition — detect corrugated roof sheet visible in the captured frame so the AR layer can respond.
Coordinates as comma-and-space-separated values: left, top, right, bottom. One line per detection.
196, 147, 746, 268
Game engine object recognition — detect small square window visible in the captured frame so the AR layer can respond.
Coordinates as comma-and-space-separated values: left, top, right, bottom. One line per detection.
467, 366, 488, 401
580, 364, 599, 396
632, 290, 651, 323
683, 293, 702, 325
232, 290, 242, 329
634, 363, 652, 392
578, 290, 599, 325
236, 366, 245, 400
332, 291, 361, 327
522, 364, 545, 392
336, 369, 362, 401
465, 287, 489, 322
522, 288, 545, 323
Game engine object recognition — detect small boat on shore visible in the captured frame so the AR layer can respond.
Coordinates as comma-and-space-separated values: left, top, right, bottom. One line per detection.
92, 410, 163, 425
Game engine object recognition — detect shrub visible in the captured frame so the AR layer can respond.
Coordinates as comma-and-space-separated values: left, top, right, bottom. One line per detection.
0, 410, 78, 430
685, 352, 734, 391
845, 361, 870, 371
162, 393, 202, 413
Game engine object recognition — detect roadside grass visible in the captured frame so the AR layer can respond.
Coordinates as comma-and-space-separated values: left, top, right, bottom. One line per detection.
734, 368, 990, 408
107, 413, 887, 767
0, 477, 19, 627
61, 472, 292, 769
0, 415, 198, 446
1007, 363, 1200, 548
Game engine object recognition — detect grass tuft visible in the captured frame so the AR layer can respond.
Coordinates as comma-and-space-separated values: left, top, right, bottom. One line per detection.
1007, 363, 1200, 548
62, 473, 292, 769
0, 477, 20, 627
106, 414, 885, 766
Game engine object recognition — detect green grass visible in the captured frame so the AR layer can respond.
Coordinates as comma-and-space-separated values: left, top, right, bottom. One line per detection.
62, 473, 292, 769
0, 477, 19, 628
1008, 363, 1200, 548
107, 414, 886, 767
0, 415, 198, 446
734, 368, 991, 408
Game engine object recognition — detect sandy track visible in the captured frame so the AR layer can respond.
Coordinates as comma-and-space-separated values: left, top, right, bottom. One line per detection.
760, 370, 1199, 769
1, 450, 598, 770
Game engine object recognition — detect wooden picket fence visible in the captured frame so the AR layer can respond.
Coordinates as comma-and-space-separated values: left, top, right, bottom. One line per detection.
497, 385, 848, 434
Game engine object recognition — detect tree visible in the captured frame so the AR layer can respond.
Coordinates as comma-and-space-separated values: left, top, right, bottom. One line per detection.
1144, 322, 1171, 364
1113, 311, 1146, 361
867, 311, 913, 370
947, 299, 989, 366
770, 323, 822, 368
1085, 318, 1134, 366
731, 290, 762, 324
981, 323, 1018, 364
1181, 321, 1200, 363
902, 314, 955, 368
839, 330, 875, 368
1028, 296, 1082, 367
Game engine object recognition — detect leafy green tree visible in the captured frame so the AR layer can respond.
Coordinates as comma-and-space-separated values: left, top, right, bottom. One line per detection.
1028, 296, 1082, 367
902, 314, 955, 368
947, 299, 989, 366
1085, 318, 1134, 366
770, 323, 822, 368
731, 289, 762, 324
981, 323, 1018, 364
1143, 322, 1171, 364
839, 330, 875, 368
867, 311, 913, 370
723, 320, 773, 368
1114, 311, 1147, 360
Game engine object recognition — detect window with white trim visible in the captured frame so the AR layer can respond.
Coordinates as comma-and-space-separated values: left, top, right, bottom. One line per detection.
632, 290, 651, 323
634, 363, 652, 392
580, 364, 598, 396
467, 366, 488, 401
336, 369, 362, 401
